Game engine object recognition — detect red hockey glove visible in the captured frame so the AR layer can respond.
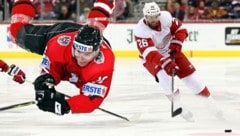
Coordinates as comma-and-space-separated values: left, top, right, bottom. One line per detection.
169, 43, 182, 55
7, 64, 26, 84
160, 57, 179, 76
0, 60, 9, 72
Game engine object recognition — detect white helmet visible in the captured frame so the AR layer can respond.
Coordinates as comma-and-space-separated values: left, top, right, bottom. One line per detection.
143, 2, 161, 16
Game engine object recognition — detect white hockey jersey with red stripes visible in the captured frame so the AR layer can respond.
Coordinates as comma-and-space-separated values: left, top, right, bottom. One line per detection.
134, 11, 188, 64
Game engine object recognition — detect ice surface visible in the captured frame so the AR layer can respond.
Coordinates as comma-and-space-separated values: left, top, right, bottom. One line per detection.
0, 58, 240, 136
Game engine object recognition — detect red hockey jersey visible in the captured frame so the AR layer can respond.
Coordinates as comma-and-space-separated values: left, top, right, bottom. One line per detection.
41, 31, 114, 113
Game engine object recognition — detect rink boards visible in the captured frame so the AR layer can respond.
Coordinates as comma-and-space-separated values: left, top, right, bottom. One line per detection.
0, 23, 240, 58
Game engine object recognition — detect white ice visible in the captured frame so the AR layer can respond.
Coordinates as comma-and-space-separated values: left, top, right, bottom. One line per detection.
0, 57, 240, 136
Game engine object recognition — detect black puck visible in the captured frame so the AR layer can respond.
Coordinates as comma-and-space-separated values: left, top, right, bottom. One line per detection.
225, 129, 232, 133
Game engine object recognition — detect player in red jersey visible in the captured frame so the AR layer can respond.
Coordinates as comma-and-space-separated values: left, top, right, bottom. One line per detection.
9, 0, 115, 115
134, 2, 222, 120
0, 59, 25, 84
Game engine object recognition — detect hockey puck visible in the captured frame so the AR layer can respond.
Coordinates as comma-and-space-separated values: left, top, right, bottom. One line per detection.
225, 129, 232, 133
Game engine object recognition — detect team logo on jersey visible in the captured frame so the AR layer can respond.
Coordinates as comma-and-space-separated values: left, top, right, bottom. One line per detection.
82, 83, 107, 98
95, 76, 108, 84
94, 51, 104, 64
57, 36, 71, 46
69, 73, 79, 83
40, 55, 50, 69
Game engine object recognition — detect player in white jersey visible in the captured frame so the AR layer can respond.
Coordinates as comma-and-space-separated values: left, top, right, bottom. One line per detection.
134, 2, 222, 121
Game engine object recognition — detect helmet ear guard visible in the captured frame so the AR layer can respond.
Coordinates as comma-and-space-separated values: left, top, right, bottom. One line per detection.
74, 25, 103, 52
143, 2, 161, 17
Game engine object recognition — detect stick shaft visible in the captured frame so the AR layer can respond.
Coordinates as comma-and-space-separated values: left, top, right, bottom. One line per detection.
98, 107, 130, 121
0, 101, 35, 111
171, 52, 182, 117
63, 93, 130, 121
3, 73, 130, 121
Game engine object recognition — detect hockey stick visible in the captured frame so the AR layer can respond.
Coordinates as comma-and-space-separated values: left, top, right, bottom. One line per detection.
97, 107, 130, 121
171, 52, 182, 117
1, 75, 131, 121
0, 101, 35, 111
61, 93, 131, 121
0, 95, 130, 121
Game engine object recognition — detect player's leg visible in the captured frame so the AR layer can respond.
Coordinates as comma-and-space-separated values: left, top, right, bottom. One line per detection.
156, 70, 194, 121
10, 0, 35, 43
143, 60, 194, 121
87, 0, 115, 31
176, 52, 223, 119
10, 0, 47, 55
10, 0, 84, 55
175, 52, 208, 96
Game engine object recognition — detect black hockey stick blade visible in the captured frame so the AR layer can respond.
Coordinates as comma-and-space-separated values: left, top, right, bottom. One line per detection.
0, 101, 35, 111
171, 107, 182, 117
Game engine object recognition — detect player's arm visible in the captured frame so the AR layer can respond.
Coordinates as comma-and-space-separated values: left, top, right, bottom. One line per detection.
39, 49, 66, 85
33, 54, 70, 115
0, 59, 26, 84
169, 18, 188, 54
66, 72, 113, 113
134, 36, 178, 76
33, 71, 113, 115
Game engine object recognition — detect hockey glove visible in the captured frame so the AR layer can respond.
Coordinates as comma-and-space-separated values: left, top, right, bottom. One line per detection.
160, 57, 179, 76
7, 64, 26, 84
34, 74, 70, 115
0, 60, 9, 72
169, 43, 182, 55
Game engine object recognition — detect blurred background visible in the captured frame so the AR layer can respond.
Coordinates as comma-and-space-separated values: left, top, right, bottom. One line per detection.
0, 0, 239, 23
0, 0, 240, 59
0, 2, 240, 135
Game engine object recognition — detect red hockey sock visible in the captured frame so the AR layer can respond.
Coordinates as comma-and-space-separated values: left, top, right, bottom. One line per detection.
10, 0, 35, 42
198, 86, 210, 97
11, 0, 35, 17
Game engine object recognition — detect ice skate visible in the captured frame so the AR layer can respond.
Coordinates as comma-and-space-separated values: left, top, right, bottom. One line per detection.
169, 90, 195, 122
207, 96, 225, 120
180, 107, 194, 122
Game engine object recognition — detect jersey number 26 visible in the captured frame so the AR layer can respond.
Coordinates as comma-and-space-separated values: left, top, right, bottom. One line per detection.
136, 39, 149, 48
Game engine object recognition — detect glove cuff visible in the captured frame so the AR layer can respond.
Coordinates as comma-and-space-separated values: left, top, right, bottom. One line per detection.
7, 64, 19, 76
160, 57, 171, 69
170, 40, 182, 46
54, 92, 70, 115
0, 61, 9, 72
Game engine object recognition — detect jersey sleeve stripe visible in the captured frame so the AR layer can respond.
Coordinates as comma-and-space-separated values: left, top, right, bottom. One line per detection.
170, 39, 183, 45
142, 46, 158, 60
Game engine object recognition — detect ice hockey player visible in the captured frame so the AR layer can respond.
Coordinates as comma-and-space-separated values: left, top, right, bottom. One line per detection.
133, 2, 222, 121
0, 59, 25, 84
9, 0, 115, 115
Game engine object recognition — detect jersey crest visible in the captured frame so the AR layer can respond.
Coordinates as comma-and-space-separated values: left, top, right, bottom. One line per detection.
95, 76, 108, 84
57, 35, 71, 46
